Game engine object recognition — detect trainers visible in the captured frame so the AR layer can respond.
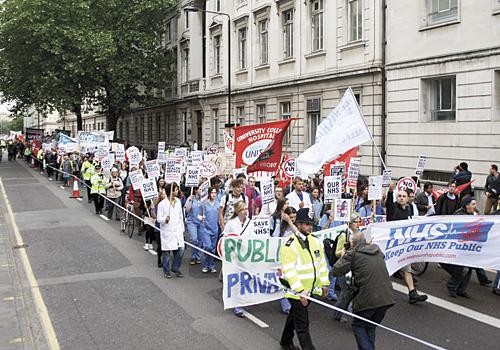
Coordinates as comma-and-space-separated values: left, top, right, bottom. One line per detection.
189, 259, 196, 265
480, 279, 492, 286
279, 342, 300, 350
210, 268, 217, 274
457, 291, 471, 299
148, 244, 154, 250
143, 244, 149, 251
201, 267, 209, 273
409, 289, 428, 304
164, 272, 172, 279
233, 307, 244, 317
196, 259, 202, 265
175, 271, 184, 278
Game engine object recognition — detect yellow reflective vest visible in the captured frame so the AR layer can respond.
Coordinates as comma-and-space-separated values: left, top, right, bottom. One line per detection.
280, 232, 329, 300
90, 173, 108, 194
81, 160, 94, 181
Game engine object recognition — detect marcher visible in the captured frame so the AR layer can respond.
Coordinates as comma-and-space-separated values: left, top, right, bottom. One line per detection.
269, 198, 289, 237
219, 178, 248, 231
200, 187, 219, 273
484, 164, 500, 215
90, 165, 107, 215
245, 175, 261, 217
286, 177, 312, 211
105, 168, 124, 220
279, 208, 329, 350
81, 156, 95, 203
310, 187, 323, 231
333, 231, 395, 350
435, 180, 460, 215
415, 182, 436, 216
185, 187, 203, 265
157, 182, 185, 279
452, 162, 472, 199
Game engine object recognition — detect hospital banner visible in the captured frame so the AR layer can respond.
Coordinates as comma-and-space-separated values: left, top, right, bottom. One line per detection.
220, 225, 347, 309
366, 215, 500, 276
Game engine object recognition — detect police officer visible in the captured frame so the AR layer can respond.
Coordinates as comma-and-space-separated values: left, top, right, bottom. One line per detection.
81, 155, 96, 203
90, 164, 108, 214
279, 208, 329, 350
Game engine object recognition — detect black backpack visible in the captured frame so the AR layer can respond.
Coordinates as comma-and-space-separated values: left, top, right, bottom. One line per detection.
323, 229, 348, 266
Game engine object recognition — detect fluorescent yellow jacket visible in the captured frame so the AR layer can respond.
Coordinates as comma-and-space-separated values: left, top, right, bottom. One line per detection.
90, 173, 108, 194
81, 161, 94, 181
280, 232, 329, 300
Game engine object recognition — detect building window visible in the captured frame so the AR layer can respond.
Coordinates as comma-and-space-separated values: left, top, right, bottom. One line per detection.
237, 106, 245, 126
348, 0, 362, 42
212, 109, 219, 143
430, 76, 456, 121
213, 35, 221, 74
281, 101, 292, 146
238, 28, 247, 70
257, 104, 266, 124
147, 114, 153, 141
307, 98, 321, 146
182, 47, 189, 82
259, 19, 269, 65
283, 9, 294, 59
311, 0, 324, 51
427, 0, 458, 25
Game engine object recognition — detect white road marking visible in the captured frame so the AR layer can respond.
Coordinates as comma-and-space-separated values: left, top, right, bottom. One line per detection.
99, 215, 110, 221
76, 198, 82, 201
59, 186, 65, 190
241, 310, 269, 328
48, 178, 52, 181
392, 282, 500, 329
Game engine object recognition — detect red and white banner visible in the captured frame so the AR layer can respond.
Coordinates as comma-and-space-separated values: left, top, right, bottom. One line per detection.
223, 130, 234, 155
235, 119, 291, 174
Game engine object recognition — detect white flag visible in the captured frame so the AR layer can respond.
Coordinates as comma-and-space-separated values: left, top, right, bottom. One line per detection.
296, 88, 371, 175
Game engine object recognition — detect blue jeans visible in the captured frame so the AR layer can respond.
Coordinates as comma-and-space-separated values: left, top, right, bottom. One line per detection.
200, 230, 218, 270
327, 265, 338, 301
186, 222, 202, 261
475, 268, 489, 283
352, 306, 389, 350
333, 276, 350, 320
162, 247, 184, 274
494, 271, 500, 291
280, 298, 291, 314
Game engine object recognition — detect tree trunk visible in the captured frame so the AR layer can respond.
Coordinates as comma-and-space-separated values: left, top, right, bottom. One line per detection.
106, 108, 119, 133
72, 103, 83, 132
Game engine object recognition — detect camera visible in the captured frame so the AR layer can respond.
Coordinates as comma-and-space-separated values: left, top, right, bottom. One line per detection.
344, 242, 351, 250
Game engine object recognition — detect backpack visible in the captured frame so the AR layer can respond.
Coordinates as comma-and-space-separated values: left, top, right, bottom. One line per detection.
222, 192, 246, 216
323, 229, 348, 266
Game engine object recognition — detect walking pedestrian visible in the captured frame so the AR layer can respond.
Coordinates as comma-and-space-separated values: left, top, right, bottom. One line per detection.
415, 182, 436, 216
435, 180, 460, 215
218, 178, 248, 232
484, 164, 500, 214
185, 186, 203, 265
105, 168, 124, 220
90, 165, 107, 215
200, 187, 219, 274
60, 155, 74, 187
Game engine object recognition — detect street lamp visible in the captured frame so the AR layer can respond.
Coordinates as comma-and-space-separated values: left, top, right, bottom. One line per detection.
184, 5, 234, 129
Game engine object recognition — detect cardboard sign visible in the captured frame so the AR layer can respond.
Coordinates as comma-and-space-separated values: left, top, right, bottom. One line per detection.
330, 162, 346, 177
140, 178, 158, 201
253, 218, 271, 236
101, 155, 112, 170
397, 177, 417, 194
260, 178, 275, 205
415, 155, 427, 177
185, 166, 200, 187
129, 170, 145, 191
164, 158, 183, 183
347, 157, 361, 188
115, 144, 125, 162
200, 180, 210, 202
382, 169, 392, 188
145, 160, 160, 179
126, 146, 143, 167
199, 161, 217, 179
282, 158, 296, 178
174, 148, 188, 158
324, 176, 342, 204
334, 199, 351, 222
190, 151, 205, 166
158, 141, 165, 153
368, 175, 384, 201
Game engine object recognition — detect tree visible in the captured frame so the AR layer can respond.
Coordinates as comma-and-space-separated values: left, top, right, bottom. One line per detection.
0, 0, 176, 132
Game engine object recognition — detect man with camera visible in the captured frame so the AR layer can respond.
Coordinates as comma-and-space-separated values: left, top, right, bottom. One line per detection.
333, 231, 395, 350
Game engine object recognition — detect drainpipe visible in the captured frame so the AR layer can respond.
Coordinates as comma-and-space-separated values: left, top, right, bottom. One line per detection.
381, 0, 387, 168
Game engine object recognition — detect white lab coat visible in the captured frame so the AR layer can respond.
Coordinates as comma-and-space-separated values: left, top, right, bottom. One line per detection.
286, 190, 312, 211
223, 217, 253, 237
157, 197, 185, 251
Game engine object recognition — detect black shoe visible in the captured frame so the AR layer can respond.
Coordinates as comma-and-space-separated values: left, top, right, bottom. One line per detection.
448, 289, 457, 298
480, 279, 492, 286
164, 272, 172, 279
157, 262, 163, 268
457, 292, 471, 299
174, 271, 184, 278
409, 290, 428, 304
279, 342, 300, 350
492, 289, 500, 296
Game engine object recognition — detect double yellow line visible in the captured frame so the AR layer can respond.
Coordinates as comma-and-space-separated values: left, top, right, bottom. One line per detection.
0, 177, 60, 350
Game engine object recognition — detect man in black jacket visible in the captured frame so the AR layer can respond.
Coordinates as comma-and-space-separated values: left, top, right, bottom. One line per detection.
452, 162, 472, 199
484, 164, 500, 214
415, 182, 436, 216
333, 232, 395, 350
435, 180, 460, 215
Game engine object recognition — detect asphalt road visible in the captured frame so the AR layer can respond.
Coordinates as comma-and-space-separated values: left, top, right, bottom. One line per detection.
1, 158, 500, 350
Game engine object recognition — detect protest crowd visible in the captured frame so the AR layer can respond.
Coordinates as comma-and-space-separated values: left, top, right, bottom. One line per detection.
2, 90, 500, 350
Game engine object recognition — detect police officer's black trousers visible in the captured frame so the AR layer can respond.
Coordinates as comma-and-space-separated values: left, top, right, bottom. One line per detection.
280, 298, 316, 350
85, 180, 92, 202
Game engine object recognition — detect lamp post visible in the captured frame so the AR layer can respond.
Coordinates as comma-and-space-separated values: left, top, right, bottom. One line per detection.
184, 5, 233, 129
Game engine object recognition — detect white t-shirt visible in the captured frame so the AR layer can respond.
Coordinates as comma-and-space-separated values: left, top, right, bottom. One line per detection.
223, 217, 253, 236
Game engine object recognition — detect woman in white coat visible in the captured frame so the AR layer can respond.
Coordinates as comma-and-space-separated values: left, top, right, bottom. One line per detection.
157, 182, 185, 279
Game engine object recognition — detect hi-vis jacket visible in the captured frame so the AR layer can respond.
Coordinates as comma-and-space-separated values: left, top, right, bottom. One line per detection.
82, 161, 97, 181
90, 173, 108, 194
280, 232, 329, 300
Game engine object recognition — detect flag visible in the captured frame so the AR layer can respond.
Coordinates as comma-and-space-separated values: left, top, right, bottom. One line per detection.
323, 147, 358, 177
58, 133, 79, 153
234, 119, 292, 174
223, 130, 234, 154
432, 180, 476, 200
296, 88, 371, 175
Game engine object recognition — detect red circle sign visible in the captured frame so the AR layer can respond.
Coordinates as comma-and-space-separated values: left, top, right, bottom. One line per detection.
199, 161, 217, 178
396, 177, 417, 193
282, 158, 296, 178
217, 233, 239, 258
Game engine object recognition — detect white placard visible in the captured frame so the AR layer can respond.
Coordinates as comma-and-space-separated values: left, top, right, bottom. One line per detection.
164, 158, 183, 183
324, 175, 342, 204
129, 170, 145, 191
158, 141, 165, 153
382, 169, 392, 188
115, 144, 125, 162
185, 166, 200, 187
145, 159, 160, 179
282, 158, 296, 178
126, 146, 143, 167
200, 180, 210, 202
253, 218, 271, 236
199, 161, 218, 179
157, 151, 166, 164
330, 162, 346, 177
334, 198, 352, 222
190, 151, 204, 166
415, 155, 427, 177
232, 168, 247, 178
396, 177, 417, 194
260, 178, 275, 205
101, 154, 112, 170
223, 130, 234, 155
347, 157, 361, 188
140, 178, 158, 202
368, 175, 384, 201
206, 146, 219, 155
174, 148, 188, 158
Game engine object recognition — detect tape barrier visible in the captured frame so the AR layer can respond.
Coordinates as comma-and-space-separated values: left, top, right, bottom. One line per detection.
31, 156, 446, 350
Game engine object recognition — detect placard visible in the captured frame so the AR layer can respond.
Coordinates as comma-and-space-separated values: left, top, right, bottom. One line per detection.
253, 218, 271, 236
140, 178, 158, 201
185, 166, 200, 187
126, 146, 143, 167
282, 158, 296, 178
334, 199, 351, 222
164, 158, 183, 183
347, 157, 361, 188
396, 177, 417, 194
330, 162, 346, 177
157, 151, 166, 164
206, 146, 219, 155
199, 161, 217, 179
145, 159, 160, 179
223, 130, 234, 155
415, 155, 427, 177
232, 168, 247, 178
115, 144, 125, 162
174, 148, 188, 158
382, 169, 392, 188
158, 141, 165, 153
368, 175, 384, 201
129, 170, 145, 191
101, 154, 112, 170
324, 176, 342, 204
200, 180, 210, 202
190, 151, 205, 166
260, 178, 275, 205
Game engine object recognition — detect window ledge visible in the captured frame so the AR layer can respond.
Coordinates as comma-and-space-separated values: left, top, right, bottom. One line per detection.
305, 50, 326, 59
210, 74, 223, 79
419, 19, 460, 32
255, 64, 270, 71
278, 58, 296, 66
235, 69, 248, 76
338, 40, 366, 52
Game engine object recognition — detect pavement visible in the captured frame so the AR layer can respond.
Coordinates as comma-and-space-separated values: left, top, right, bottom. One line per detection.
1, 157, 500, 350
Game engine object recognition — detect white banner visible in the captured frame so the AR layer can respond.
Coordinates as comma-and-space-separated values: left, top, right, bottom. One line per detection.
145, 160, 160, 179
129, 170, 145, 191
260, 178, 275, 205
366, 216, 500, 275
220, 226, 347, 309
140, 178, 158, 202
185, 166, 200, 187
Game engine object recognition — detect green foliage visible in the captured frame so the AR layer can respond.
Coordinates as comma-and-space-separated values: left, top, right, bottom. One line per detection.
0, 115, 24, 134
0, 0, 177, 131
